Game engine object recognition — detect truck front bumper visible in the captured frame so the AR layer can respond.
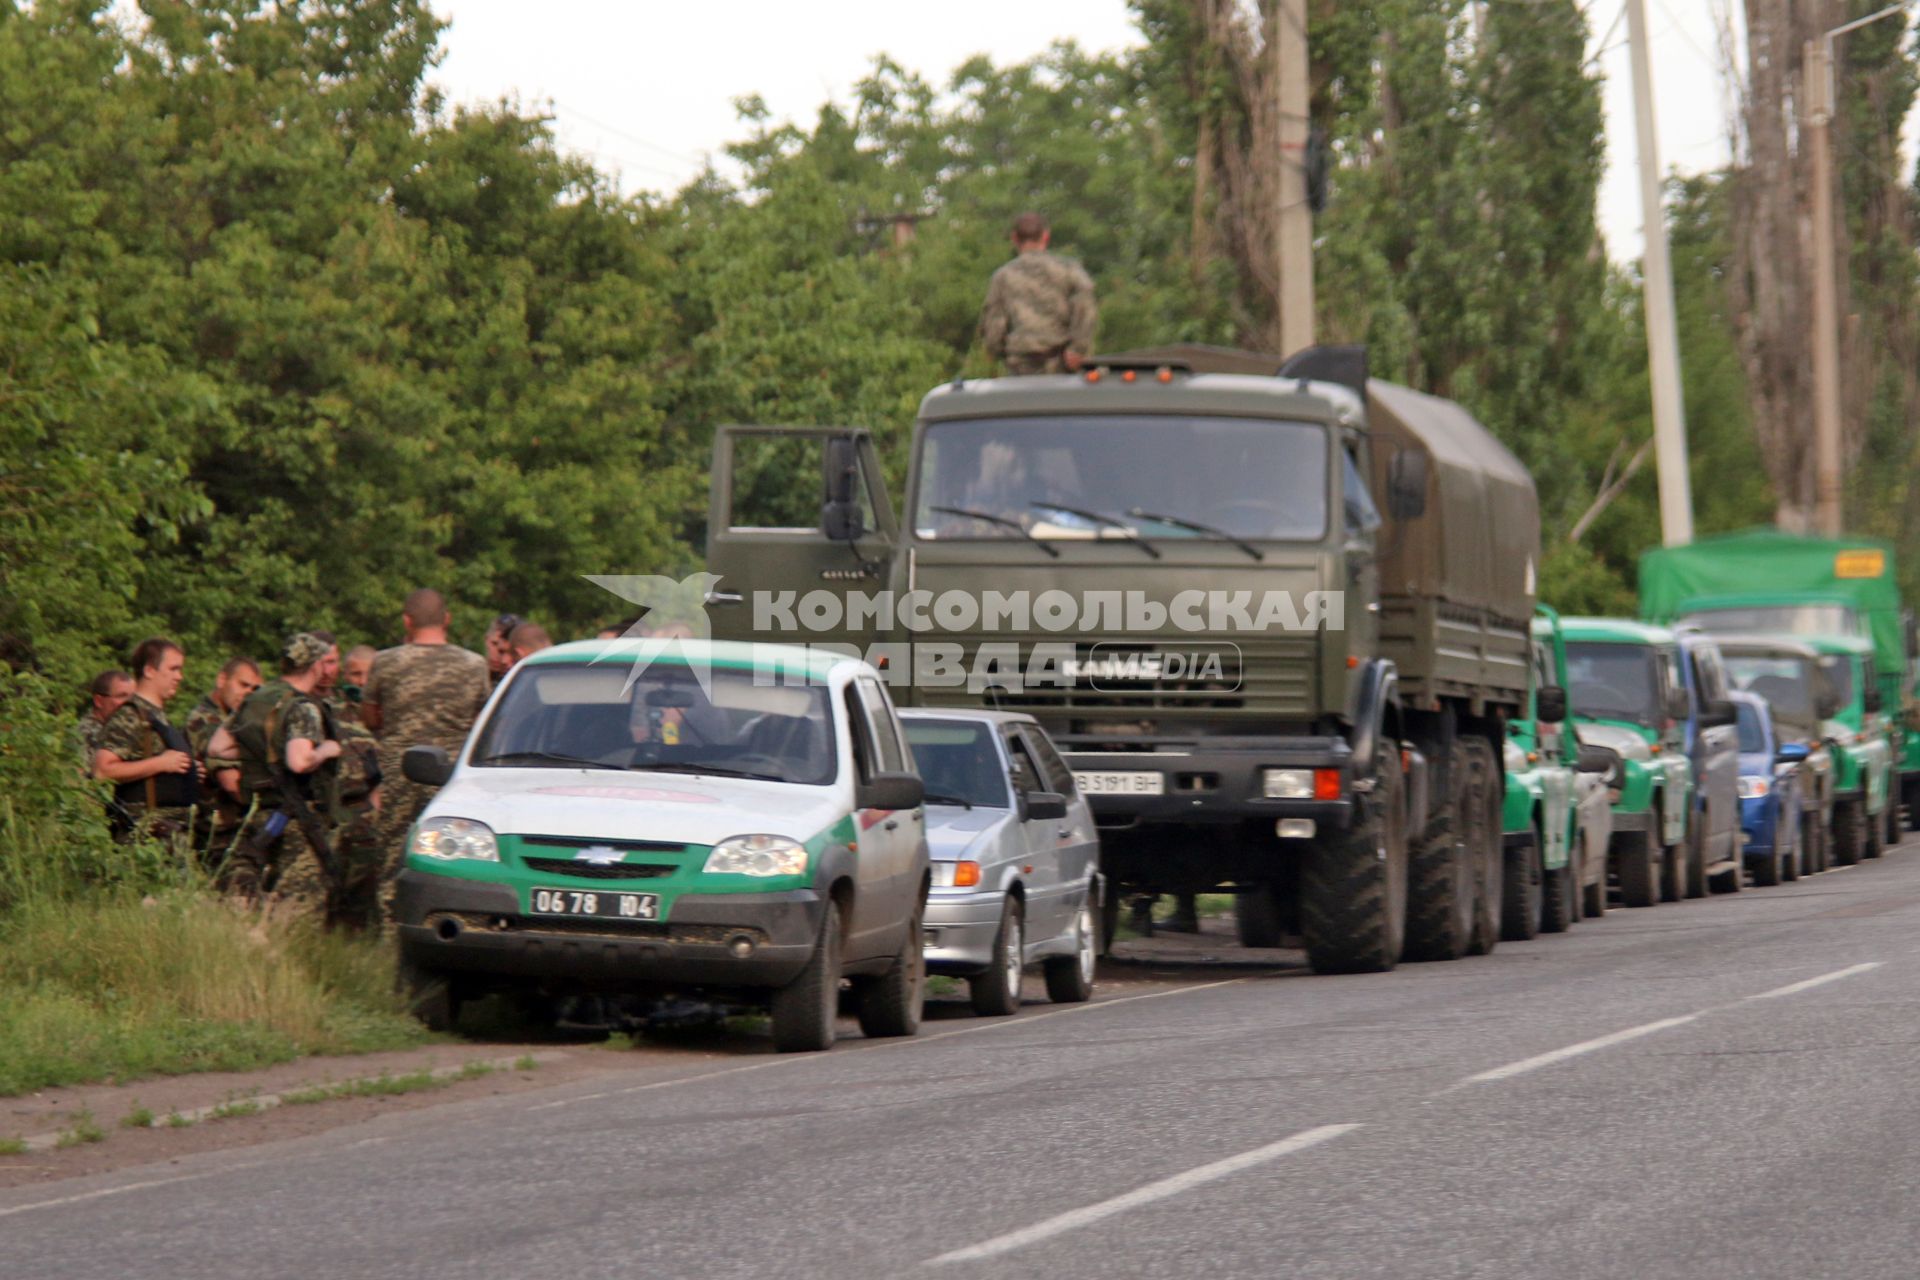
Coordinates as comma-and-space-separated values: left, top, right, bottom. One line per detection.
1059, 736, 1357, 829
394, 869, 823, 992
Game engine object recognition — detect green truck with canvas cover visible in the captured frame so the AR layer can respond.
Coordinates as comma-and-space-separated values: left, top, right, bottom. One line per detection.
704, 344, 1539, 975
1639, 527, 1917, 836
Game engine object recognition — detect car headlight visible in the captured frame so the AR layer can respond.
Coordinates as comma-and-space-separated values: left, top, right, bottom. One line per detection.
1262, 768, 1314, 799
703, 834, 809, 878
1737, 776, 1770, 799
410, 817, 499, 862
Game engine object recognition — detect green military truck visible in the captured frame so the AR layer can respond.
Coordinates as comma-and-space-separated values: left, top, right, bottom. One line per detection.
705, 344, 1539, 974
1640, 528, 1915, 841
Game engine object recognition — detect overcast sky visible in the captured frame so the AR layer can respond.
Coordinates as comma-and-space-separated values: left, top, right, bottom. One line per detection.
427, 0, 1741, 264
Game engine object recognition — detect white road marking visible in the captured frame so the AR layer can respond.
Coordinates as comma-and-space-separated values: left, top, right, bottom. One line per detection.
1461, 1016, 1700, 1084
923, 1124, 1361, 1265
0, 1174, 208, 1219
1742, 961, 1882, 1001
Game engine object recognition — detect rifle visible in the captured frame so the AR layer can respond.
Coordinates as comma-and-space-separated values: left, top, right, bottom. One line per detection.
261, 763, 345, 916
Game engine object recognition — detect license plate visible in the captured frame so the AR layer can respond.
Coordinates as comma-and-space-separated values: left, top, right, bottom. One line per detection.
529, 887, 660, 920
1073, 770, 1165, 796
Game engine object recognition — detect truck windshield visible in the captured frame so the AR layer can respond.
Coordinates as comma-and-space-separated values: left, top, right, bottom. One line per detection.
1565, 643, 1663, 727
1680, 605, 1858, 638
1721, 654, 1821, 733
914, 415, 1328, 543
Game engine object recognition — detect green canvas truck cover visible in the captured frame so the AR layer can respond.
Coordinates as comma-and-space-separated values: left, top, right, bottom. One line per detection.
1638, 528, 1902, 678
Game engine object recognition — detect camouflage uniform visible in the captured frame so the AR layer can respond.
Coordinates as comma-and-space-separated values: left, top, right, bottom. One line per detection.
95, 693, 198, 841
364, 642, 490, 920
73, 714, 107, 773
979, 250, 1098, 374
183, 693, 248, 875
229, 679, 340, 918
328, 694, 385, 928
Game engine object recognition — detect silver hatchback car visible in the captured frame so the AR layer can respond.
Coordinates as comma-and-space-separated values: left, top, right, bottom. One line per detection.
900, 710, 1102, 1015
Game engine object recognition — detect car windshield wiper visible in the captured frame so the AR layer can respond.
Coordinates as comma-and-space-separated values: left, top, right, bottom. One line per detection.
928, 506, 1061, 558
922, 790, 975, 809
1125, 507, 1264, 562
1029, 502, 1161, 559
475, 750, 626, 771
637, 762, 790, 783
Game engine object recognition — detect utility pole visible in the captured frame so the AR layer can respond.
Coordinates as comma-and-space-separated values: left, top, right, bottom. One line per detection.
1806, 35, 1843, 537
1624, 0, 1693, 547
1275, 0, 1314, 356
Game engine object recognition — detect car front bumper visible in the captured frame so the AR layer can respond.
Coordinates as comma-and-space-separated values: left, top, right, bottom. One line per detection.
923, 889, 1008, 973
394, 868, 824, 992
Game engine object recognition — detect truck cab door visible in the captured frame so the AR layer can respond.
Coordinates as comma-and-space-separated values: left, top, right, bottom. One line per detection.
1341, 444, 1381, 660
706, 427, 896, 648
1688, 646, 1740, 861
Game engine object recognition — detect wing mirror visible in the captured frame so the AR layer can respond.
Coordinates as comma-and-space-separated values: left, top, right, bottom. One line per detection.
1022, 790, 1070, 821
858, 771, 924, 811
1535, 686, 1568, 725
1385, 449, 1428, 521
1700, 698, 1738, 730
402, 745, 454, 787
1775, 742, 1811, 764
1864, 681, 1884, 713
821, 436, 867, 541
1666, 687, 1692, 720
1575, 743, 1620, 778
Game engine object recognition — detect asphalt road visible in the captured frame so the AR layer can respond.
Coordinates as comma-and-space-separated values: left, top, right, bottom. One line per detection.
12, 840, 1920, 1280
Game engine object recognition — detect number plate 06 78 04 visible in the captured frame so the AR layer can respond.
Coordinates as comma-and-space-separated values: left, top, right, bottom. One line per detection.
529, 887, 659, 920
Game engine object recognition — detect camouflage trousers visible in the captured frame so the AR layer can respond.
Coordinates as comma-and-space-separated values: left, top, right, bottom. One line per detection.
1005, 351, 1069, 375
330, 803, 384, 931
256, 819, 335, 922
375, 775, 439, 925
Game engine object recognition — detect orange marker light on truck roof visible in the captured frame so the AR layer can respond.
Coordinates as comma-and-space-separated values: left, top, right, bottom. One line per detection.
1085, 369, 1102, 383
1157, 367, 1174, 383
1121, 369, 1137, 383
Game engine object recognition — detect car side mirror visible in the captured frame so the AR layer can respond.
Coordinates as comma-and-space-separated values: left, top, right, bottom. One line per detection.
1535, 686, 1568, 725
403, 745, 454, 787
1775, 742, 1811, 764
1700, 698, 1738, 730
858, 771, 923, 811
1385, 450, 1428, 520
821, 436, 867, 541
1575, 743, 1618, 776
1022, 790, 1069, 821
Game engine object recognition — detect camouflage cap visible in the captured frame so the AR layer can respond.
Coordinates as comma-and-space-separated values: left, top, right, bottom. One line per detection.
283, 632, 333, 669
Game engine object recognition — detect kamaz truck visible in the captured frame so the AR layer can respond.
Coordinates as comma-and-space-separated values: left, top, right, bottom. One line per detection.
704, 344, 1539, 974
1640, 528, 1916, 843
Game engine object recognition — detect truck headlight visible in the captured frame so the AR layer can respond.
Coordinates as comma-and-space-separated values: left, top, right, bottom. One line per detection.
1262, 768, 1314, 799
704, 834, 809, 878
1737, 776, 1770, 799
410, 817, 499, 862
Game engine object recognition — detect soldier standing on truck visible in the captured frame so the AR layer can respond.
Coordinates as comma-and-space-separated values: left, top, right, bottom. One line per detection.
978, 212, 1097, 375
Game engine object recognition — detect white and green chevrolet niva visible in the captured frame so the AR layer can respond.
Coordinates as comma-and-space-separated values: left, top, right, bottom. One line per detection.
393, 640, 929, 1052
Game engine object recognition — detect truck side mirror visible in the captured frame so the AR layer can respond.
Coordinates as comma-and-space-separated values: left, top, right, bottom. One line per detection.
1575, 743, 1619, 777
1816, 692, 1840, 720
1700, 698, 1738, 730
1386, 450, 1428, 520
820, 436, 867, 541
1535, 686, 1568, 725
1667, 687, 1692, 720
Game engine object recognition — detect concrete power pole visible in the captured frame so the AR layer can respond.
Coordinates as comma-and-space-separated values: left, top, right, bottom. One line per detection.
1806, 36, 1844, 538
1276, 0, 1314, 356
1624, 0, 1694, 547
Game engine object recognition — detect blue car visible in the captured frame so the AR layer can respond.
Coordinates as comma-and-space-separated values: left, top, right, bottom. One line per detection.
1733, 690, 1810, 886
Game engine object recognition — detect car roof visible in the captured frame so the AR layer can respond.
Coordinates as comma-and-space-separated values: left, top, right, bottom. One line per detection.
898, 707, 1039, 728
1559, 617, 1678, 645
518, 639, 860, 682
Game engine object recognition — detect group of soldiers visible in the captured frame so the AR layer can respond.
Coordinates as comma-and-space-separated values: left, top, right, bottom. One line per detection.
77, 589, 560, 927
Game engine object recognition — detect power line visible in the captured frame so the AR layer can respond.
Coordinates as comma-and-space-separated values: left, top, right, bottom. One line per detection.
549, 100, 705, 168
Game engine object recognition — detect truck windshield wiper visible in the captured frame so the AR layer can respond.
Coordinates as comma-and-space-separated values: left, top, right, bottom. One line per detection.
1029, 502, 1162, 559
1125, 508, 1264, 562
637, 762, 789, 783
475, 750, 626, 772
928, 506, 1061, 558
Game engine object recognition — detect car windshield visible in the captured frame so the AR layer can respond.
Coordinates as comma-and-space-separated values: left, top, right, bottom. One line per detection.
469, 663, 837, 785
1681, 604, 1859, 638
1735, 701, 1765, 754
901, 719, 1011, 809
1722, 654, 1821, 733
914, 415, 1329, 542
1565, 643, 1663, 727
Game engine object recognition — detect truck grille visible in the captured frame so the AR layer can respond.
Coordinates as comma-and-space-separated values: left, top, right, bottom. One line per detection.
912, 638, 1315, 716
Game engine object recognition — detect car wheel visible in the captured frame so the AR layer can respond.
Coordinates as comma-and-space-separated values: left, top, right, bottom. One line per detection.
969, 897, 1024, 1017
1043, 893, 1098, 1004
771, 902, 842, 1053
1541, 832, 1578, 934
1500, 829, 1543, 942
1683, 819, 1709, 898
397, 956, 461, 1033
1236, 882, 1285, 949
855, 900, 926, 1038
1618, 830, 1659, 908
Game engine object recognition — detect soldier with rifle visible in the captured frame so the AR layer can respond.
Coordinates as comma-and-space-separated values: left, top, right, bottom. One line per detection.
208, 633, 346, 916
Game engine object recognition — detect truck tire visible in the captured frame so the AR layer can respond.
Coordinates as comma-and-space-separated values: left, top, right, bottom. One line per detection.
1541, 831, 1578, 933
1501, 829, 1543, 942
1098, 883, 1120, 957
1864, 803, 1886, 859
1683, 819, 1709, 899
968, 897, 1024, 1017
771, 902, 842, 1052
1617, 830, 1659, 908
1832, 799, 1864, 866
1301, 742, 1408, 974
1752, 836, 1782, 886
1906, 780, 1920, 832
1806, 808, 1829, 874
1043, 893, 1098, 1004
1404, 743, 1475, 962
857, 899, 927, 1038
1884, 793, 1902, 846
1581, 850, 1607, 919
1236, 883, 1286, 949
1465, 740, 1502, 957
1661, 833, 1687, 903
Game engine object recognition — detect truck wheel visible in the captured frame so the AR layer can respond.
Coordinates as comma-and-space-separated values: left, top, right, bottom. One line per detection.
396, 956, 461, 1033
1301, 742, 1407, 974
1465, 741, 1502, 957
1864, 804, 1886, 859
1404, 743, 1475, 962
857, 899, 927, 1038
1883, 793, 1901, 848
1617, 830, 1659, 908
1752, 839, 1782, 886
968, 897, 1024, 1017
1501, 830, 1542, 942
1906, 781, 1920, 832
1043, 893, 1098, 1004
1683, 820, 1708, 898
1581, 849, 1607, 919
1098, 883, 1120, 956
771, 902, 842, 1052
1236, 883, 1286, 949
1808, 809, 1830, 873
1832, 800, 1863, 866
1541, 832, 1578, 933
1781, 819, 1802, 882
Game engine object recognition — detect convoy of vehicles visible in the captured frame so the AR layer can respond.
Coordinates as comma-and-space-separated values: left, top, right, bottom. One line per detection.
1731, 690, 1812, 885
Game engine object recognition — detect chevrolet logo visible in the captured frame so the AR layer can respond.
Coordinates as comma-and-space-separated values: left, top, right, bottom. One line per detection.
573, 845, 624, 866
